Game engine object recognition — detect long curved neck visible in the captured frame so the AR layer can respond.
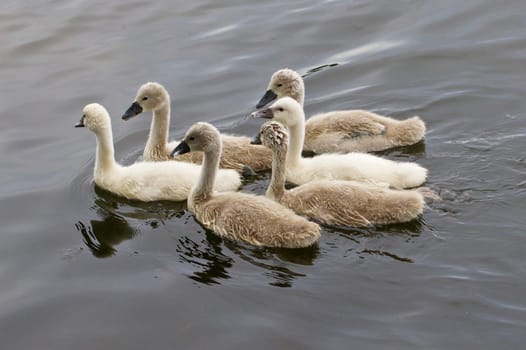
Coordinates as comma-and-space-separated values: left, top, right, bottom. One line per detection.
193, 141, 221, 203
145, 103, 170, 156
94, 126, 116, 176
266, 142, 287, 202
285, 118, 305, 168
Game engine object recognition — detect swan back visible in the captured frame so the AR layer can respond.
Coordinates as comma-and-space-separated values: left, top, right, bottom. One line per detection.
283, 180, 425, 227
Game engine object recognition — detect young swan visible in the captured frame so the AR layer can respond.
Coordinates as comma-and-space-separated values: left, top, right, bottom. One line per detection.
256, 68, 426, 153
75, 103, 241, 202
252, 97, 427, 189
259, 121, 427, 227
122, 82, 272, 172
170, 122, 320, 248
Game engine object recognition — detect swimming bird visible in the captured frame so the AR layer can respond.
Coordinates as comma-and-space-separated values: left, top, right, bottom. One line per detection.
256, 68, 426, 153
75, 103, 240, 202
259, 120, 429, 227
251, 97, 427, 189
122, 82, 272, 172
170, 122, 320, 248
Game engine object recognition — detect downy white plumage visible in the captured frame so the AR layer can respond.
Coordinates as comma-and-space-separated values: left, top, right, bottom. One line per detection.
252, 97, 427, 189
76, 103, 240, 202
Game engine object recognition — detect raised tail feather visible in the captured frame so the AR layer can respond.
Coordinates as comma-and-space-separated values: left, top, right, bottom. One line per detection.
395, 162, 428, 189
390, 116, 426, 146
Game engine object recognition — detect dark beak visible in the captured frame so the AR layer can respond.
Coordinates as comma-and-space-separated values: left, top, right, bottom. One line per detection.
74, 118, 85, 128
122, 102, 143, 120
250, 133, 262, 145
171, 140, 191, 157
250, 108, 274, 119
256, 89, 278, 109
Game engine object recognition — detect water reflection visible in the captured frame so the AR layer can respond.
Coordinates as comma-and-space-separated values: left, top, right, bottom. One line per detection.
75, 183, 423, 284
176, 227, 319, 288
173, 197, 423, 285
375, 139, 427, 157
92, 186, 187, 222
227, 239, 320, 288
326, 217, 425, 263
74, 182, 320, 286
76, 217, 136, 258
176, 231, 234, 285
75, 185, 187, 257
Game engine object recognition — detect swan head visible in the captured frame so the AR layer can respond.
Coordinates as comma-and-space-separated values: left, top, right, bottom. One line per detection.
171, 122, 220, 157
122, 82, 169, 120
251, 97, 304, 128
256, 68, 304, 108
259, 121, 289, 150
75, 103, 111, 132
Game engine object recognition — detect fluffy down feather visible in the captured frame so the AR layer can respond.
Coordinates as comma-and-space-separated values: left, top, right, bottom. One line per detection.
256, 68, 426, 153
252, 97, 427, 189
259, 121, 428, 227
77, 103, 240, 202
122, 82, 272, 172
175, 121, 320, 248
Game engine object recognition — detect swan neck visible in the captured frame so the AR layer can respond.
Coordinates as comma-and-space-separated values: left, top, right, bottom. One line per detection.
286, 118, 305, 168
145, 103, 170, 155
193, 142, 221, 202
266, 144, 287, 202
94, 127, 116, 175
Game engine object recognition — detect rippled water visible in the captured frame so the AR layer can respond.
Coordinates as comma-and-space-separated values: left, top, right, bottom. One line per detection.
1, 0, 525, 349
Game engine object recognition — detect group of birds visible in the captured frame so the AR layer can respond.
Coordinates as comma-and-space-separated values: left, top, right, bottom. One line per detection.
75, 68, 435, 249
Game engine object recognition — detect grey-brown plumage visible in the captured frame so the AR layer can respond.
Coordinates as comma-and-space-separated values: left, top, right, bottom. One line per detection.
171, 122, 320, 248
257, 69, 426, 153
122, 82, 272, 172
259, 121, 428, 227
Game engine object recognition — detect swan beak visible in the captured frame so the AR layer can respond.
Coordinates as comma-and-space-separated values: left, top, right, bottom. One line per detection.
74, 118, 85, 128
256, 89, 278, 109
171, 140, 191, 157
122, 102, 143, 120
250, 108, 274, 119
250, 133, 262, 145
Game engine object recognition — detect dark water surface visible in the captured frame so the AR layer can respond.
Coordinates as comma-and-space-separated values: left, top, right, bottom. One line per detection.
1, 0, 525, 349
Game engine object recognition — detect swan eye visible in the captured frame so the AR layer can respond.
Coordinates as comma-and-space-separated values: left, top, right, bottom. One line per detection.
142, 96, 148, 101
189, 137, 195, 141
277, 84, 283, 87
278, 108, 284, 112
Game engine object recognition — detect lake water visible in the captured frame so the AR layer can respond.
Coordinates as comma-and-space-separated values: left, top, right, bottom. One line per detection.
1, 0, 525, 349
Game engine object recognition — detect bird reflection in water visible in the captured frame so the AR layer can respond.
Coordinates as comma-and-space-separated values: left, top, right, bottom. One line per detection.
75, 185, 187, 258
75, 186, 423, 285
319, 214, 426, 264
176, 228, 319, 288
